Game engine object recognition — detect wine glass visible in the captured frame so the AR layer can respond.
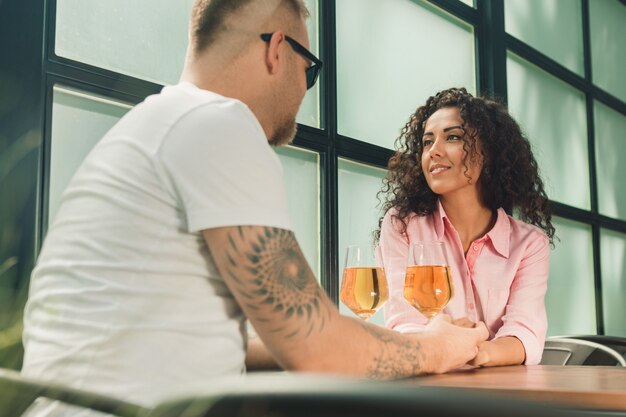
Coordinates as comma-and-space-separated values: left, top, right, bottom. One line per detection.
340, 245, 389, 320
403, 241, 454, 319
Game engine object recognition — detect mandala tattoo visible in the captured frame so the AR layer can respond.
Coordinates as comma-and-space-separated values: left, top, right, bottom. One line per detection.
359, 322, 424, 379
224, 226, 328, 338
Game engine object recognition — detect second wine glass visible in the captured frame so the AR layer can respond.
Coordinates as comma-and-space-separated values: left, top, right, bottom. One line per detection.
340, 245, 389, 320
403, 241, 454, 320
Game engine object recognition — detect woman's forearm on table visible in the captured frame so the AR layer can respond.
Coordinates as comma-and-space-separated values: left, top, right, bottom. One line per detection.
470, 336, 525, 367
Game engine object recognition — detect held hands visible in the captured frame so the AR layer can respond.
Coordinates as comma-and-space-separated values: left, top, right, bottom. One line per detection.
469, 341, 492, 367
451, 318, 526, 367
451, 317, 491, 366
420, 314, 488, 374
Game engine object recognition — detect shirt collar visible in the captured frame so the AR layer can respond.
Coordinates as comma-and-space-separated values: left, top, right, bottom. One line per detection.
433, 200, 510, 258
486, 208, 510, 258
433, 200, 447, 241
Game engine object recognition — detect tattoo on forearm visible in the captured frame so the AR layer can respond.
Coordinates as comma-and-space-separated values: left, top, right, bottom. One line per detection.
223, 226, 329, 339
360, 322, 424, 379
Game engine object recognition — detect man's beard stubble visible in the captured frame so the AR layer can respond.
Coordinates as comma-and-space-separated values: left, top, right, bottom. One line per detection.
269, 117, 297, 147
268, 60, 303, 147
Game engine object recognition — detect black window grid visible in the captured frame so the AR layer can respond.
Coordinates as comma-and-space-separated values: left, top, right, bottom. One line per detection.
0, 0, 625, 337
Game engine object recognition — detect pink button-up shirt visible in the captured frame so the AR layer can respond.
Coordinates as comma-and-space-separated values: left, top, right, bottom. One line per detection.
379, 201, 550, 365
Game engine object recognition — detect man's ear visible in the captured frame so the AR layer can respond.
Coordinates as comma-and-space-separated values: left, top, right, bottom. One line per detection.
264, 31, 286, 75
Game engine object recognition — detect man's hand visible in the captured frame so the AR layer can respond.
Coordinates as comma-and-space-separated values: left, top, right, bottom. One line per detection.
469, 341, 492, 367
418, 314, 489, 374
452, 317, 476, 329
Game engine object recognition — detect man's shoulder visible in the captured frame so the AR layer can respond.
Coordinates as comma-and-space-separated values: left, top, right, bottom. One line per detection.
152, 83, 260, 135
160, 83, 246, 114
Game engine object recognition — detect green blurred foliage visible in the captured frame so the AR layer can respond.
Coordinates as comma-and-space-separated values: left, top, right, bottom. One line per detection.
0, 129, 40, 370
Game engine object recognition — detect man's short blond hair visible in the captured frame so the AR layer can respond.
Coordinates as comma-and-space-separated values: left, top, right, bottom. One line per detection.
190, 0, 309, 54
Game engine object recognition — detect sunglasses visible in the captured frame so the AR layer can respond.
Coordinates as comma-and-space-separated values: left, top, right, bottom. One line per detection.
260, 32, 323, 90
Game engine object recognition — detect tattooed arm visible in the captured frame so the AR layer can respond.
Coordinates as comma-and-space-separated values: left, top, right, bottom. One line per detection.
203, 226, 488, 378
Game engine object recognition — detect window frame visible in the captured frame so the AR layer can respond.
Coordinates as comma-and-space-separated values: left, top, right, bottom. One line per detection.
0, 0, 625, 344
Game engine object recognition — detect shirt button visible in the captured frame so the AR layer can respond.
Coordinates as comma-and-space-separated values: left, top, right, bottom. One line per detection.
473, 246, 479, 251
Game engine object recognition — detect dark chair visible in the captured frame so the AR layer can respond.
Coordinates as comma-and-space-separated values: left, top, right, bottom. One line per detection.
0, 368, 149, 417
147, 373, 578, 417
540, 337, 626, 366
563, 335, 626, 360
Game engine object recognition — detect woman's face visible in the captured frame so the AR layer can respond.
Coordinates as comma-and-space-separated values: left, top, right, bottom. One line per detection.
420, 107, 483, 199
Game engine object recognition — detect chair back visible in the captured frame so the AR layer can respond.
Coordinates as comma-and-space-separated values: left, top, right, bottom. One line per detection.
540, 337, 626, 366
562, 335, 626, 359
0, 368, 149, 417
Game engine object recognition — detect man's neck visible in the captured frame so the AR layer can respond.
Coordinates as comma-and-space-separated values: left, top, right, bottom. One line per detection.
180, 58, 273, 141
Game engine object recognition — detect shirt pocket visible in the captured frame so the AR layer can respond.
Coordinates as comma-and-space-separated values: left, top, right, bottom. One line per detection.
485, 288, 510, 330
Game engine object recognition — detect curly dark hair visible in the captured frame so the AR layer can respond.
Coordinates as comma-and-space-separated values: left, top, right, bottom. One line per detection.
375, 87, 555, 244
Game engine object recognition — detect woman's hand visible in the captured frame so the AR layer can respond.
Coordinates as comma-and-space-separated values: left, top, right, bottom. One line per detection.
449, 318, 525, 367
468, 337, 526, 367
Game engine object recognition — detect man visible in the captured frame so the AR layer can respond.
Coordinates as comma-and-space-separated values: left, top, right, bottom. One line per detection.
22, 0, 488, 412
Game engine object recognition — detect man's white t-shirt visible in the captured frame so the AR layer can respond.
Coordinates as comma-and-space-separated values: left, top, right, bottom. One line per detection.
21, 82, 292, 410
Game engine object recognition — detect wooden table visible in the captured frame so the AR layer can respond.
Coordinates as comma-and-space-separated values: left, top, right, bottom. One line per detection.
412, 365, 626, 411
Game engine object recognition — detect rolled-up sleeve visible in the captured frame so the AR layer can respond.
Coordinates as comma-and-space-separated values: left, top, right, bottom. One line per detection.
495, 234, 550, 365
380, 210, 429, 333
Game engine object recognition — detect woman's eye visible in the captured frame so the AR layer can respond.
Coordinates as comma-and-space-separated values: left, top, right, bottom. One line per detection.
422, 139, 433, 147
447, 134, 461, 141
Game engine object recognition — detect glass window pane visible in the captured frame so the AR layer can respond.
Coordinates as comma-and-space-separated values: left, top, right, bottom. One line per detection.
507, 52, 589, 209
55, 0, 193, 85
546, 217, 596, 336
600, 229, 626, 337
337, 0, 475, 149
595, 101, 626, 221
55, 0, 320, 128
504, 0, 583, 75
275, 146, 320, 279
590, 0, 626, 103
338, 159, 386, 324
49, 86, 131, 225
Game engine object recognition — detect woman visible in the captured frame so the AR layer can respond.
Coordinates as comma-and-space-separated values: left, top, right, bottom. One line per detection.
377, 87, 555, 366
